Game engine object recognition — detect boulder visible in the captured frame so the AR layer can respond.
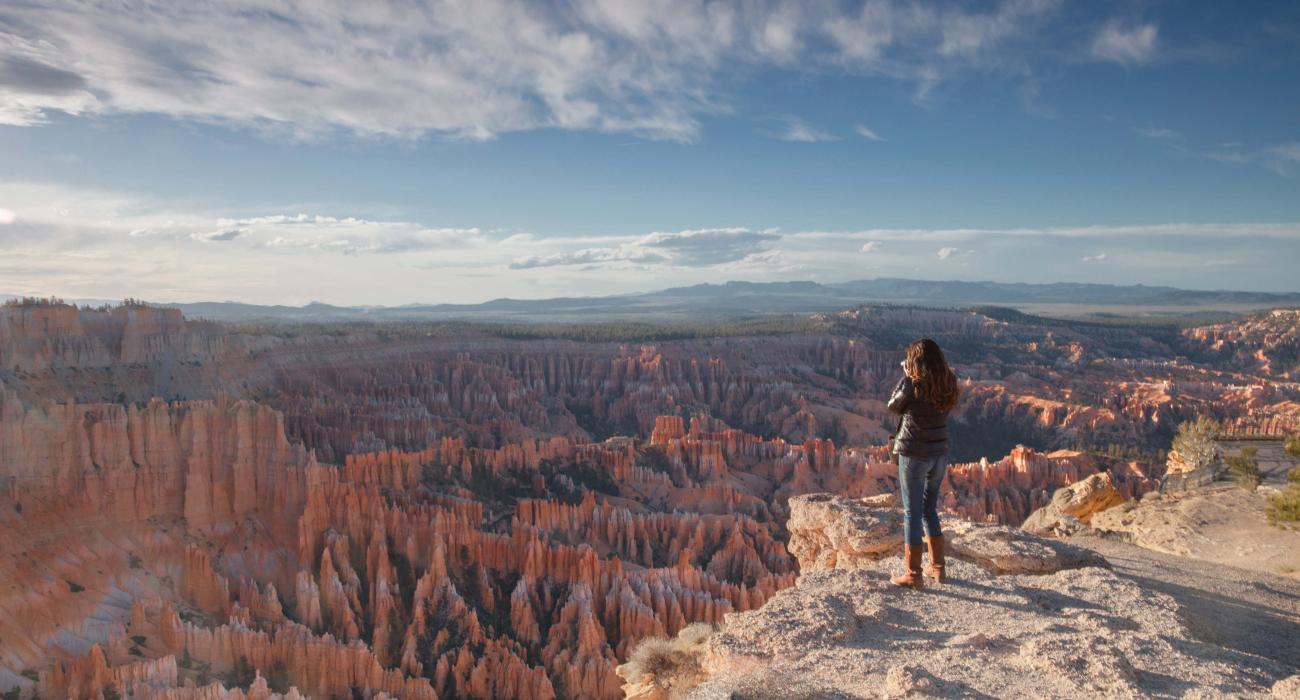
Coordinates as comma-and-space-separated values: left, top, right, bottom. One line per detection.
787, 493, 1107, 576
1021, 471, 1125, 536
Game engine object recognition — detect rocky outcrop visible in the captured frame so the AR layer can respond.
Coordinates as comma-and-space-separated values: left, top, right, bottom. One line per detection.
1183, 309, 1300, 381
787, 493, 1105, 576
1020, 471, 1126, 536
0, 303, 225, 372
0, 392, 312, 528
1089, 485, 1300, 577
632, 493, 1291, 698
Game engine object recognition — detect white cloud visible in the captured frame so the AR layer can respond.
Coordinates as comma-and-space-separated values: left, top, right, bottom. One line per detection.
779, 119, 836, 143
1091, 22, 1158, 65
1180, 136, 1300, 173
511, 227, 779, 269
0, 208, 14, 225
792, 222, 1300, 241
937, 246, 960, 259
860, 240, 883, 253
854, 124, 885, 141
1268, 142, 1300, 174
1133, 126, 1178, 140
1272, 143, 1300, 162
0, 0, 1073, 141
192, 227, 246, 242
937, 0, 1059, 58
1082, 253, 1107, 262
823, 0, 1059, 93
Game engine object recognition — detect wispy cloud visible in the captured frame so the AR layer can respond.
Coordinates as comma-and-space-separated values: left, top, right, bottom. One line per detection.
796, 223, 1300, 241
1140, 130, 1300, 176
854, 124, 885, 141
1133, 126, 1179, 140
1268, 142, 1300, 174
779, 119, 837, 143
192, 227, 246, 242
0, 0, 1076, 141
1091, 22, 1158, 65
511, 228, 779, 269
937, 246, 961, 259
860, 240, 884, 253
1081, 253, 1107, 262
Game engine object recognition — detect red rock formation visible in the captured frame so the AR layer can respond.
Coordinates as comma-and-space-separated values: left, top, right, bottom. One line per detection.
1, 302, 1292, 700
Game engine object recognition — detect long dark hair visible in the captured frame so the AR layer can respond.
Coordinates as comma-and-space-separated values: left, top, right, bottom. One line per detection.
904, 338, 959, 412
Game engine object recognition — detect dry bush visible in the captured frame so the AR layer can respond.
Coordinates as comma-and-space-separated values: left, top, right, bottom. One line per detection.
1169, 417, 1220, 472
675, 622, 713, 647
623, 624, 714, 693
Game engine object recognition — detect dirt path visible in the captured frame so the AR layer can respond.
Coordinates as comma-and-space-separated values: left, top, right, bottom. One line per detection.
1073, 534, 1300, 672
1090, 483, 1300, 578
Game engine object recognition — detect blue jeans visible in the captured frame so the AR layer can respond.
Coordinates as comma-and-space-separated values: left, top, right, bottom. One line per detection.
899, 454, 947, 546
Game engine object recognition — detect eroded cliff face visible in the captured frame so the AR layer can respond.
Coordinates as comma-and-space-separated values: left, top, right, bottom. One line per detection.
1183, 309, 1300, 380
0, 394, 313, 693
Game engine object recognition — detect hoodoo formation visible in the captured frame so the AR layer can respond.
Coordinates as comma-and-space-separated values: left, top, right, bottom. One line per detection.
0, 301, 1296, 699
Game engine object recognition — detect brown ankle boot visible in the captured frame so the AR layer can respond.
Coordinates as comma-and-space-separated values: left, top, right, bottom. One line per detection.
890, 545, 924, 590
924, 535, 946, 583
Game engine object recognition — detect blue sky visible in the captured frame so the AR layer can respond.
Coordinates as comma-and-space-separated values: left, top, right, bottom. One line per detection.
1, 0, 1298, 304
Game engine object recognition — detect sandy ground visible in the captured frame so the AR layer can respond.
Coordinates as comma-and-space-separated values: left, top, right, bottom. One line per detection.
1077, 450, 1300, 671
1074, 534, 1300, 671
1091, 482, 1300, 579
684, 559, 1296, 699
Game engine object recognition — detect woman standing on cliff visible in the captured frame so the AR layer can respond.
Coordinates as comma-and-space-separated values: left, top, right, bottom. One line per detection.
888, 338, 960, 590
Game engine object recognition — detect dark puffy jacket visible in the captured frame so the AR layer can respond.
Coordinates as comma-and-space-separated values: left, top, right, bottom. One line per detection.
887, 375, 949, 458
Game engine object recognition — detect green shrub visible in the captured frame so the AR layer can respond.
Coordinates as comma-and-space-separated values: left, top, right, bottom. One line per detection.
1267, 487, 1300, 526
1226, 446, 1261, 489
1287, 434, 1300, 459
223, 655, 256, 690
267, 661, 292, 694
1288, 466, 1300, 485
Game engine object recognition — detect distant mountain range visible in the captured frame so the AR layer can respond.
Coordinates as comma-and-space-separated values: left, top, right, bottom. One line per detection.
7, 278, 1299, 323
